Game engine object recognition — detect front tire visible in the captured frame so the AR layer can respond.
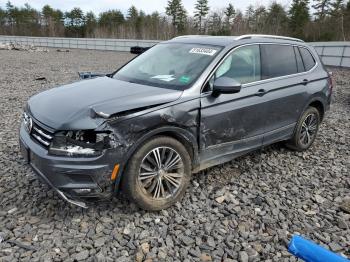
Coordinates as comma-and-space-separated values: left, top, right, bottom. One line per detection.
287, 106, 320, 151
122, 136, 192, 211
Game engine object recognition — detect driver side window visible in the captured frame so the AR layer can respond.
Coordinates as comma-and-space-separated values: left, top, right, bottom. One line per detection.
204, 45, 261, 92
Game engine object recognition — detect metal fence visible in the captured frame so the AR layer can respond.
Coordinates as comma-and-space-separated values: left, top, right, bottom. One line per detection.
0, 35, 349, 67
0, 35, 158, 51
311, 42, 350, 67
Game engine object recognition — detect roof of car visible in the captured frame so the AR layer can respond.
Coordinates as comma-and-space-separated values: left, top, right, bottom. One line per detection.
166, 34, 305, 47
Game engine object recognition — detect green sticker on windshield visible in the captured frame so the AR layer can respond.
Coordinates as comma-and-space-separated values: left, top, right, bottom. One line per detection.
179, 76, 191, 84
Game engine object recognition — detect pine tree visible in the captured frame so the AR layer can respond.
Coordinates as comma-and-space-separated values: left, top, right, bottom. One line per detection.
330, 0, 345, 15
330, 0, 346, 40
312, 0, 332, 20
266, 2, 288, 35
253, 6, 267, 33
127, 6, 138, 22
85, 12, 97, 36
194, 0, 209, 33
224, 3, 235, 29
246, 5, 255, 31
0, 7, 5, 29
289, 0, 310, 38
165, 0, 187, 35
127, 6, 139, 38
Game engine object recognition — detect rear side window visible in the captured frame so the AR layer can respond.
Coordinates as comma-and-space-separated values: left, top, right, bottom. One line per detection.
261, 44, 298, 79
294, 46, 305, 73
299, 47, 316, 71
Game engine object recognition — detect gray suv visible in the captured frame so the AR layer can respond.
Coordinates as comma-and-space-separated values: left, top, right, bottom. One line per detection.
19, 34, 332, 210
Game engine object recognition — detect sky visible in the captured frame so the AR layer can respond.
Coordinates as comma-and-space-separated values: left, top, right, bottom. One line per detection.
0, 0, 292, 16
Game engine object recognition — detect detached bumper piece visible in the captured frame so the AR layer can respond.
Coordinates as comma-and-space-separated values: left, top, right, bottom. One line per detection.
288, 235, 349, 262
57, 190, 88, 209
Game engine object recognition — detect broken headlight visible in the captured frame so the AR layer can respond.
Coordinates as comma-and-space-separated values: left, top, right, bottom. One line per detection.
49, 130, 113, 157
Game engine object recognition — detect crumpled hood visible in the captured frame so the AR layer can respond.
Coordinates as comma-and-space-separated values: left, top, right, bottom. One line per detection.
28, 77, 183, 130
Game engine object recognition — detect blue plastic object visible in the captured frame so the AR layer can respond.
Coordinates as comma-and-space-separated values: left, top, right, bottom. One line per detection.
288, 235, 349, 262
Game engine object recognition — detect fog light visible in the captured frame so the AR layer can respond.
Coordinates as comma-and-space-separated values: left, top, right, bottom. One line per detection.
73, 188, 92, 194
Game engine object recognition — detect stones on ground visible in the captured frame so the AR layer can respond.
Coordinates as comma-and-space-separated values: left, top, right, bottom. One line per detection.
329, 242, 343, 252
181, 236, 195, 246
74, 250, 89, 261
141, 242, 150, 254
94, 237, 106, 248
207, 236, 215, 248
0, 42, 49, 52
215, 195, 226, 203
123, 222, 135, 235
239, 251, 249, 262
158, 249, 167, 259
314, 194, 326, 204
200, 253, 212, 261
340, 199, 350, 213
135, 251, 144, 262
7, 207, 17, 214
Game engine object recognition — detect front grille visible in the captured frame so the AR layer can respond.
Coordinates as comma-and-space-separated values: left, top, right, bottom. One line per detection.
30, 122, 54, 148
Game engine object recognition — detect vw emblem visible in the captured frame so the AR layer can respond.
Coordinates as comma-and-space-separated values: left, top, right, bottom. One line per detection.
23, 112, 33, 133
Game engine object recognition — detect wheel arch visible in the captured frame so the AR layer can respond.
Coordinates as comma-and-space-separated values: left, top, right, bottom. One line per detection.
115, 126, 199, 192
308, 100, 325, 120
302, 96, 327, 121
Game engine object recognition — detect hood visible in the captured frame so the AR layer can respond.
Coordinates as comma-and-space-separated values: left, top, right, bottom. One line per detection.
28, 77, 183, 130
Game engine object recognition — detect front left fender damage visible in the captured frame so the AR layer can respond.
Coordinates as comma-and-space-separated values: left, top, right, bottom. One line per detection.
99, 99, 200, 193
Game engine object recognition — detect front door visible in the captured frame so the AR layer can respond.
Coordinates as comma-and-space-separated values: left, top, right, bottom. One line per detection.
199, 44, 266, 165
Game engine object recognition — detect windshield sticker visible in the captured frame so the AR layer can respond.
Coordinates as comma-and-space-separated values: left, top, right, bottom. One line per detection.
151, 75, 176, 82
179, 76, 191, 84
189, 47, 218, 56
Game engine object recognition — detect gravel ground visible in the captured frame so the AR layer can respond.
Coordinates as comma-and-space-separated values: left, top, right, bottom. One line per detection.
0, 49, 349, 262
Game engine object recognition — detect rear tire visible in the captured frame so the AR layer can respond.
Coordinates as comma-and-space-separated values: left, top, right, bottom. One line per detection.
287, 106, 320, 151
122, 136, 192, 211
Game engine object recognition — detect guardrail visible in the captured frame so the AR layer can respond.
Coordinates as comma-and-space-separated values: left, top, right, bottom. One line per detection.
311, 42, 350, 68
0, 35, 349, 67
0, 35, 158, 51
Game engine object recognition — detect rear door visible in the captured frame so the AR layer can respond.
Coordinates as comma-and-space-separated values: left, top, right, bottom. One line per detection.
258, 44, 311, 145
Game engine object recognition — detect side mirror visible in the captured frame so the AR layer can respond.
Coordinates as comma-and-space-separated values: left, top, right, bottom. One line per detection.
212, 77, 242, 95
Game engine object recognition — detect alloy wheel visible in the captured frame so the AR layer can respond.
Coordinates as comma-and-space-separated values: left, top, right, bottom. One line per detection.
138, 147, 184, 199
299, 113, 318, 146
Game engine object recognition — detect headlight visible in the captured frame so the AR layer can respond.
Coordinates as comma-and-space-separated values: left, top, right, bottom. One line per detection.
49, 130, 113, 157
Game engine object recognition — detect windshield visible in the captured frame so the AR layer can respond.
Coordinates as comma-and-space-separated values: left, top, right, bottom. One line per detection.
113, 43, 222, 89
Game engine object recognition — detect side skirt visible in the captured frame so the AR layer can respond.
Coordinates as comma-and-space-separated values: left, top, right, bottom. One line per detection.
193, 124, 296, 173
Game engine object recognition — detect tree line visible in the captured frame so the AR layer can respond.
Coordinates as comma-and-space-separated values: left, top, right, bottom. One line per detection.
0, 0, 350, 41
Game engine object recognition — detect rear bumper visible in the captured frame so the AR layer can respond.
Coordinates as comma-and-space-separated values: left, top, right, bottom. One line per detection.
19, 123, 121, 208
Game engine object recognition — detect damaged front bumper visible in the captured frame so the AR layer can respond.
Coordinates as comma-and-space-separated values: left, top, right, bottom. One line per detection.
19, 123, 121, 208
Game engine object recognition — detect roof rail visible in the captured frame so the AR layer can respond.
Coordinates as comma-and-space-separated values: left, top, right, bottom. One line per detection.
173, 35, 238, 40
173, 35, 206, 39
236, 34, 304, 43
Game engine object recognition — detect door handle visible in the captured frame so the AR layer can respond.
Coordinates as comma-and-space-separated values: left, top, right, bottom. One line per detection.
302, 79, 309, 85
255, 89, 267, 97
